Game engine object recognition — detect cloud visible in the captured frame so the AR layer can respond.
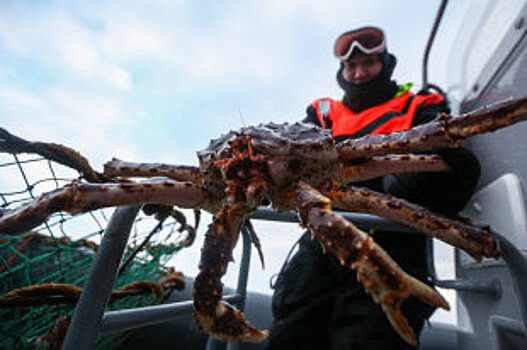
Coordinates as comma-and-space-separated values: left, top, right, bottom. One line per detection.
0, 3, 132, 91
0, 0, 427, 97
257, 0, 377, 28
0, 84, 143, 168
0, 87, 47, 111
1, 1, 293, 96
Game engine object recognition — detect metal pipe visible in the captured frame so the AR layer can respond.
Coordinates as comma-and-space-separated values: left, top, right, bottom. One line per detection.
224, 224, 253, 350
249, 207, 419, 233
100, 294, 241, 335
61, 204, 142, 350
101, 300, 194, 335
234, 224, 252, 311
422, 0, 449, 92
435, 279, 501, 298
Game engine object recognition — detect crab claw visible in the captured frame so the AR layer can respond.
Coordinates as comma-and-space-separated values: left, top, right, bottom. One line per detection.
296, 180, 449, 346
354, 238, 450, 346
193, 300, 268, 342
193, 209, 268, 343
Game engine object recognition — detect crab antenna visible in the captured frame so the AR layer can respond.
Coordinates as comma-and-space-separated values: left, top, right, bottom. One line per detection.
238, 108, 247, 128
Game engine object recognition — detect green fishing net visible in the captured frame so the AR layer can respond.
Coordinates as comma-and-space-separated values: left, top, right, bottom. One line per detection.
0, 153, 192, 349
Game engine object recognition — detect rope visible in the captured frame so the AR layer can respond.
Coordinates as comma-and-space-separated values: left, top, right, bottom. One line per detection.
0, 272, 185, 308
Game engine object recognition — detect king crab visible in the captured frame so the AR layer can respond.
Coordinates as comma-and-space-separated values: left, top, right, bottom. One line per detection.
1, 96, 527, 346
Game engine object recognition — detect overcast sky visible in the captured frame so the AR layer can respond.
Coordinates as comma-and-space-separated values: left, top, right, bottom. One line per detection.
0, 0, 484, 325
0, 0, 475, 166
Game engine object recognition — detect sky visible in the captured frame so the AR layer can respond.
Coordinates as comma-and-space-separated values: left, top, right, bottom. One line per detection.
0, 0, 484, 325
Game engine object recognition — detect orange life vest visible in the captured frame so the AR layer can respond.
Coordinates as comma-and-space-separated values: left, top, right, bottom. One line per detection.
312, 92, 444, 138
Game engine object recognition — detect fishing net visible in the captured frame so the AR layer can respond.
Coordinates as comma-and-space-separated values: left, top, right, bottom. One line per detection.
0, 129, 195, 349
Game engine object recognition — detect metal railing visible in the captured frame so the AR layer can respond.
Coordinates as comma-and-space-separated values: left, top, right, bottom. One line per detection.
62, 205, 143, 350
61, 206, 527, 349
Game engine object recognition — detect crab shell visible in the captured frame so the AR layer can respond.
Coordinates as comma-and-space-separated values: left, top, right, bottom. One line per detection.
198, 122, 340, 209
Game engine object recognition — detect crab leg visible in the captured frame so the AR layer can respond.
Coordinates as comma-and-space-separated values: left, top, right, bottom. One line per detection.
0, 179, 205, 235
0, 127, 104, 183
338, 154, 450, 183
328, 186, 500, 261
295, 181, 449, 346
104, 158, 200, 182
338, 96, 527, 161
193, 207, 267, 342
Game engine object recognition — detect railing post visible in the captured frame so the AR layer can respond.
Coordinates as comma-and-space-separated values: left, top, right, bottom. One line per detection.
61, 205, 141, 350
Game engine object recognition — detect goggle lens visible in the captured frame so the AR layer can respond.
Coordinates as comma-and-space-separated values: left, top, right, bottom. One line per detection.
334, 27, 386, 61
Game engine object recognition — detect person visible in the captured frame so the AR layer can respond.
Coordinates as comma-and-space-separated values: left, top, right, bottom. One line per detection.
267, 26, 480, 349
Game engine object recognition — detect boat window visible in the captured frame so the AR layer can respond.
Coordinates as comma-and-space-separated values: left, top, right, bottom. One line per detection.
482, 38, 527, 101
446, 0, 525, 106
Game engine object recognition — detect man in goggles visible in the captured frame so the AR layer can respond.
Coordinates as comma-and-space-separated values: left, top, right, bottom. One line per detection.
267, 27, 481, 349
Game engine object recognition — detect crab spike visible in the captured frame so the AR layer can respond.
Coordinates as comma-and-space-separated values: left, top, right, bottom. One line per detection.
382, 303, 417, 346
337, 154, 450, 183
104, 158, 200, 182
193, 209, 268, 342
295, 181, 449, 345
337, 95, 527, 161
329, 185, 500, 261
0, 179, 205, 235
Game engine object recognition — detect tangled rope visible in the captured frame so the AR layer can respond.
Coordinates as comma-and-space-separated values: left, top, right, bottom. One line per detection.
0, 272, 185, 308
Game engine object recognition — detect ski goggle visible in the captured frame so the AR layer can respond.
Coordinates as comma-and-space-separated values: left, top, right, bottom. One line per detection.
334, 27, 386, 61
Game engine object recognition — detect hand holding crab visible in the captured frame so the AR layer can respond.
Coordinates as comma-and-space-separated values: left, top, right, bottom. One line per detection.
1, 96, 526, 345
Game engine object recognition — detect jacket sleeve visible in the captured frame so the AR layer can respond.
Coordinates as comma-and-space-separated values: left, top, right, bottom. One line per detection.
384, 94, 480, 217
303, 104, 322, 126
383, 147, 480, 217
411, 95, 451, 126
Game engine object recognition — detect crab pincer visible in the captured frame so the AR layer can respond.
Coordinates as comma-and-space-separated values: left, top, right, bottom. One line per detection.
354, 236, 450, 345
295, 181, 449, 346
193, 209, 268, 342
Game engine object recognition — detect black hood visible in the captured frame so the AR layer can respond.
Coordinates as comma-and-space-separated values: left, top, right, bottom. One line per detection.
337, 52, 398, 113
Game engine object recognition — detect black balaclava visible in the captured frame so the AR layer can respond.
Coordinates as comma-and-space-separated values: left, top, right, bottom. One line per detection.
337, 51, 398, 113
